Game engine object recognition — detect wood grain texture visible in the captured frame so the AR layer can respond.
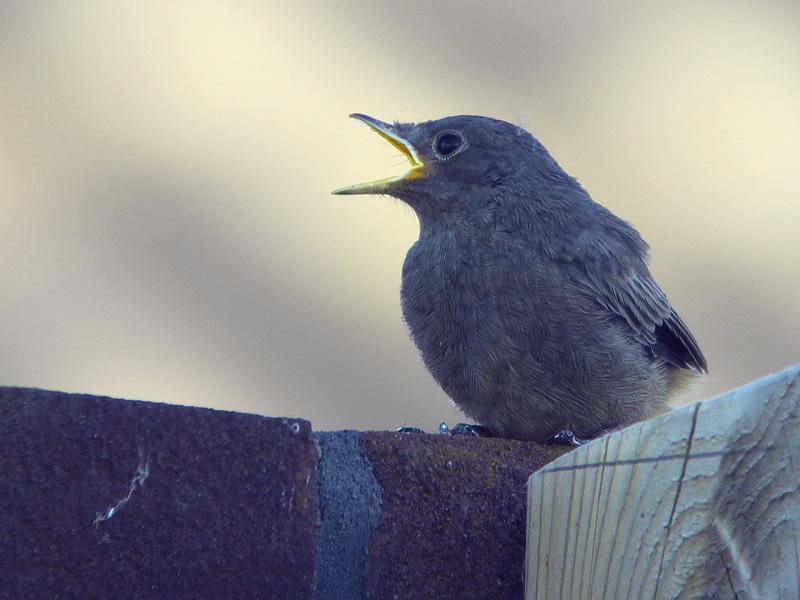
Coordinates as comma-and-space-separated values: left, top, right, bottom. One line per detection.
526, 365, 800, 600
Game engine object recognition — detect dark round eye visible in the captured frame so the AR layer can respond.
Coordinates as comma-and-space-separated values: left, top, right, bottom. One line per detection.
434, 132, 464, 158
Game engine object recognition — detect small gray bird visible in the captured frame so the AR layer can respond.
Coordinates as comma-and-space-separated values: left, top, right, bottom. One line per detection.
334, 114, 707, 443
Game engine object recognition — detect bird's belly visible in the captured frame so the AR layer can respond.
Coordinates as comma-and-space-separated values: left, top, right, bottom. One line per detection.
401, 277, 476, 397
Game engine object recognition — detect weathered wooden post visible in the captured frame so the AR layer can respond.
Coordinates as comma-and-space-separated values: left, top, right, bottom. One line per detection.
525, 365, 800, 599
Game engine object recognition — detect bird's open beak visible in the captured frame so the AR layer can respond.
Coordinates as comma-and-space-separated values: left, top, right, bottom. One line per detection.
332, 113, 425, 195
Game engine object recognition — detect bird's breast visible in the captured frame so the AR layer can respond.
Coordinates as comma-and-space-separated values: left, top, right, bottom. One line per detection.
400, 231, 523, 397
401, 236, 480, 349
399, 229, 599, 396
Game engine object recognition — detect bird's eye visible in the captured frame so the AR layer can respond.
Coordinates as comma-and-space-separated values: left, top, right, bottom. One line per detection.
433, 131, 465, 159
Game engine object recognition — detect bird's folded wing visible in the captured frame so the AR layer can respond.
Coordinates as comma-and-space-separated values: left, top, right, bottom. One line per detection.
572, 253, 708, 373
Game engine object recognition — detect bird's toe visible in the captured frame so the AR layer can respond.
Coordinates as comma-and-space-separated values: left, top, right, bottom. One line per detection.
545, 430, 587, 447
395, 426, 426, 434
443, 422, 493, 438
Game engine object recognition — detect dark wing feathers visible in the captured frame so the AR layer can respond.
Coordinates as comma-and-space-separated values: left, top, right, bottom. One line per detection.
574, 253, 708, 373
653, 305, 708, 372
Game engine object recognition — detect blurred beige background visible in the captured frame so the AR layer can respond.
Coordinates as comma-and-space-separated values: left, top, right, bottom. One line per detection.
1, 1, 798, 431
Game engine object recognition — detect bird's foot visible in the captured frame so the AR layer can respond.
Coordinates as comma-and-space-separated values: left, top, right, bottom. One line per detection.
395, 426, 425, 434
545, 430, 587, 447
439, 422, 492, 438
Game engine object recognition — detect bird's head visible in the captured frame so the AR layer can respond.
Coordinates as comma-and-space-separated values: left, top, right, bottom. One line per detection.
333, 114, 567, 221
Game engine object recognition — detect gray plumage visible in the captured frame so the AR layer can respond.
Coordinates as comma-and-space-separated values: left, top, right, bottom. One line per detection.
335, 114, 707, 442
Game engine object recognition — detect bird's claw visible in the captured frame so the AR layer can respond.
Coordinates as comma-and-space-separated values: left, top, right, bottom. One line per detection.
545, 430, 587, 446
439, 422, 492, 437
395, 426, 425, 434
395, 423, 492, 437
